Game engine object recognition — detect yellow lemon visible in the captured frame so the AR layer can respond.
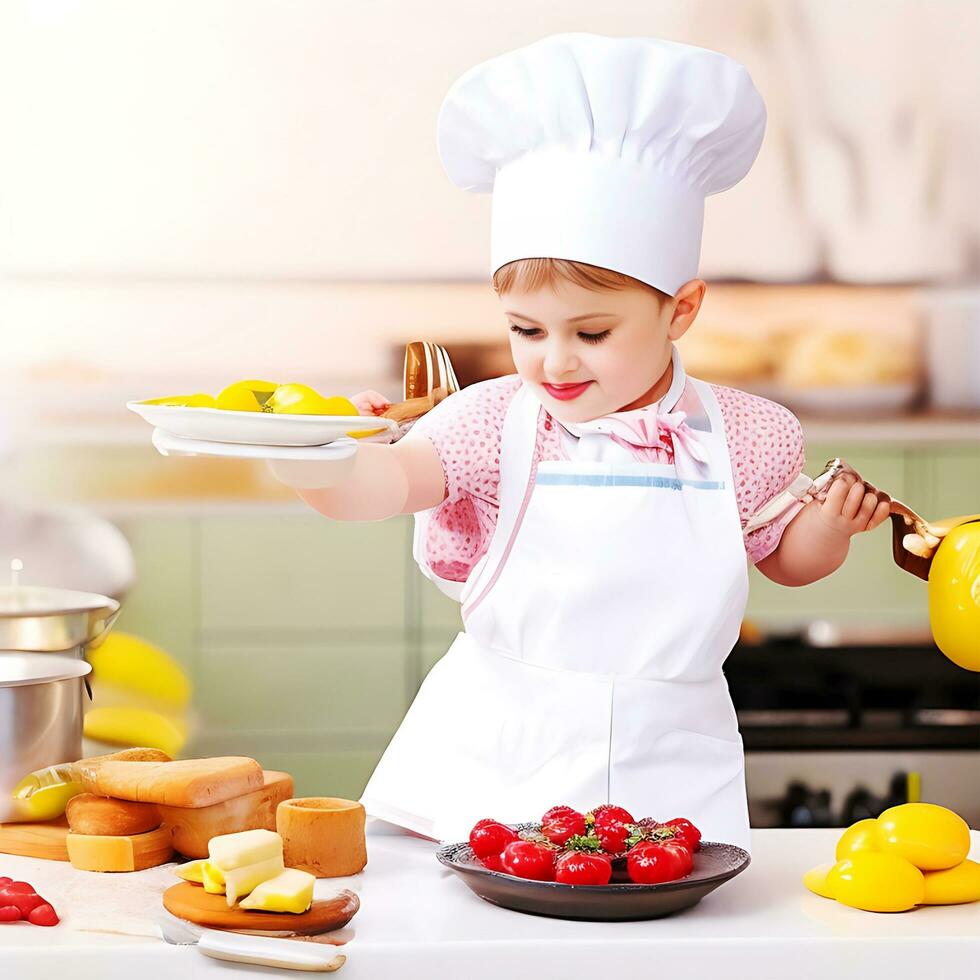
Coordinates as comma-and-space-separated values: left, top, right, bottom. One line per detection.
922, 859, 980, 905
928, 521, 980, 672
829, 852, 925, 912
10, 765, 81, 822
803, 862, 837, 899
875, 803, 971, 871
144, 393, 216, 408
83, 706, 187, 758
88, 632, 191, 707
266, 383, 358, 416
215, 379, 278, 412
835, 818, 880, 860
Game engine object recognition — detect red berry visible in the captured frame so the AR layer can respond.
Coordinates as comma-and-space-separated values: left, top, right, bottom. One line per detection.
0, 906, 22, 923
0, 887, 44, 915
661, 818, 702, 852
591, 804, 635, 825
500, 841, 555, 881
0, 881, 36, 894
0, 878, 12, 887
541, 809, 587, 847
541, 805, 580, 825
480, 853, 504, 873
555, 851, 612, 886
28, 903, 59, 927
627, 840, 694, 884
469, 819, 519, 859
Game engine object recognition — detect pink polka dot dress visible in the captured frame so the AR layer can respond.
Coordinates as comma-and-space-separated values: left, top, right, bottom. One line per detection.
408, 375, 806, 583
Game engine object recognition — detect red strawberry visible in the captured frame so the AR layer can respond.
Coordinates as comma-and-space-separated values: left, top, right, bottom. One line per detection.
500, 840, 555, 881
480, 853, 504, 873
541, 808, 586, 847
661, 817, 702, 852
28, 903, 59, 927
555, 851, 612, 886
469, 819, 520, 859
541, 804, 580, 825
0, 906, 22, 923
591, 804, 634, 825
592, 805, 635, 853
627, 840, 693, 884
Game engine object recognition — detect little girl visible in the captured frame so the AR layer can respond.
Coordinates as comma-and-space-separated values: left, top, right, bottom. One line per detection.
271, 35, 889, 851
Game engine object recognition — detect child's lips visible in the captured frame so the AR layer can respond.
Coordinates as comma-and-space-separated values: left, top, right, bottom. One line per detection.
542, 381, 594, 401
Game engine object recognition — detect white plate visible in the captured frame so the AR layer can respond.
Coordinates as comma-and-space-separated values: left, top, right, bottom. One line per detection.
151, 428, 359, 461
128, 400, 398, 447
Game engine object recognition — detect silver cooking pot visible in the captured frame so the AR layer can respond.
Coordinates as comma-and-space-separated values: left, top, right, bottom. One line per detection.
0, 654, 92, 823
0, 586, 119, 655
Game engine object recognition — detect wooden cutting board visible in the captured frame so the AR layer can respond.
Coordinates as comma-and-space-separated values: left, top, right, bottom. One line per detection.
0, 818, 70, 861
163, 882, 359, 936
72, 756, 264, 808
159, 770, 294, 859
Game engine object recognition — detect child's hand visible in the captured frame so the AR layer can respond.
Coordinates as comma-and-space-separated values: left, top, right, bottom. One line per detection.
349, 389, 393, 416
816, 476, 891, 539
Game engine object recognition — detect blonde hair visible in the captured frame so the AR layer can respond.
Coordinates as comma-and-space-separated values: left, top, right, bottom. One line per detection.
492, 258, 669, 303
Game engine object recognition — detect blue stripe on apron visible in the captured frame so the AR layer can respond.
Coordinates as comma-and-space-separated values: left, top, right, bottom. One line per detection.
536, 473, 726, 490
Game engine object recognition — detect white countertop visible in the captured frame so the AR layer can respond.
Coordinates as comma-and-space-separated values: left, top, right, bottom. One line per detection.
1, 827, 978, 980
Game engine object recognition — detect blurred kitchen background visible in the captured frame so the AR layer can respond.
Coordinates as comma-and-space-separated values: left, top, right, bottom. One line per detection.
1, 1, 978, 827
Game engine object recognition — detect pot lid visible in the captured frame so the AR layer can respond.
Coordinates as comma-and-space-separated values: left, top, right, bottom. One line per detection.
0, 586, 120, 652
0, 652, 92, 688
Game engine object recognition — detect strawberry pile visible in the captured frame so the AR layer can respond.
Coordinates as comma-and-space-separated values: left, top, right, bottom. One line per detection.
0, 877, 59, 926
468, 805, 702, 886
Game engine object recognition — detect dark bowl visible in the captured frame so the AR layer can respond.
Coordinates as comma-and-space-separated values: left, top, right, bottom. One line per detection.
436, 822, 750, 921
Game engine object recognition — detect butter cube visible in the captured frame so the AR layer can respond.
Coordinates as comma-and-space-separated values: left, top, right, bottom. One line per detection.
201, 861, 225, 894
208, 828, 283, 871
223, 855, 285, 906
175, 859, 207, 884
239, 869, 315, 914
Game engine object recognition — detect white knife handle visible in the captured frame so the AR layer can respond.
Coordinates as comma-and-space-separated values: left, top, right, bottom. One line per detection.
197, 929, 347, 972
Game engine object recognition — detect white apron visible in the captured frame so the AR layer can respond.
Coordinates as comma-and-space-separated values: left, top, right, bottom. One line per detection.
361, 350, 752, 851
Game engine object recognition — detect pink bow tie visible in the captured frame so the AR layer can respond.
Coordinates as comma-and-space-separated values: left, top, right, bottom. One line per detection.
564, 408, 708, 465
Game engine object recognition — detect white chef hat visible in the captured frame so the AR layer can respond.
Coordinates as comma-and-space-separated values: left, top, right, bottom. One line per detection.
437, 34, 766, 296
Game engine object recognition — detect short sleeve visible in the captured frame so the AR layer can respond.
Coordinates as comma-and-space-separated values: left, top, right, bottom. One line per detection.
405, 376, 521, 582
713, 385, 806, 564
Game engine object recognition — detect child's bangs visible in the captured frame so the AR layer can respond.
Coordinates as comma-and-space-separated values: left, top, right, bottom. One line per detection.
492, 258, 666, 299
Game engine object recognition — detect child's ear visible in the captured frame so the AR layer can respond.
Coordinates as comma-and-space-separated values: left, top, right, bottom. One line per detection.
666, 279, 706, 341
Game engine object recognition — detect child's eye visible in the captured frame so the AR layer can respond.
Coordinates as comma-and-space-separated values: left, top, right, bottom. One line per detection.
578, 330, 611, 345
509, 324, 541, 338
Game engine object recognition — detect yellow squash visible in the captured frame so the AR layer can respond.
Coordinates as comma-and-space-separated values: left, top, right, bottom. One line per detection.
875, 803, 971, 871
922, 859, 980, 905
928, 521, 980, 672
828, 852, 925, 912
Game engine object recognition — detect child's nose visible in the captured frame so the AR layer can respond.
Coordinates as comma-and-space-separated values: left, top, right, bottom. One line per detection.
543, 343, 581, 377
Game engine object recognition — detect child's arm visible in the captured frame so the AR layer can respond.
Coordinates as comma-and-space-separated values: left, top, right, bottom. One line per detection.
755, 476, 891, 587
269, 438, 447, 521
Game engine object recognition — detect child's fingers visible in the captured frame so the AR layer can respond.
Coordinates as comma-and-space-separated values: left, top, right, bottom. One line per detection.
841, 480, 868, 520
349, 389, 393, 415
856, 491, 880, 527
822, 476, 853, 514
867, 499, 892, 531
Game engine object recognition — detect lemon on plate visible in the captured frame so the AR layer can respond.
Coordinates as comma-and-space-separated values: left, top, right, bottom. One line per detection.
215, 379, 279, 412
143, 393, 216, 408
265, 383, 358, 417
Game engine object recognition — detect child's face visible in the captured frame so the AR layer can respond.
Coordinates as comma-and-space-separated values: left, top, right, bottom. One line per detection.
499, 279, 677, 423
